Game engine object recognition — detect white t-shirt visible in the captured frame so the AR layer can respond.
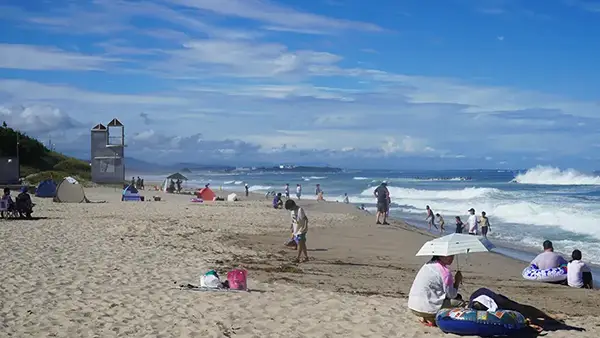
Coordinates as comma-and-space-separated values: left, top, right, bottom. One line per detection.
530, 251, 568, 270
408, 263, 458, 314
291, 207, 308, 235
567, 260, 591, 288
296, 186, 301, 194
467, 214, 478, 234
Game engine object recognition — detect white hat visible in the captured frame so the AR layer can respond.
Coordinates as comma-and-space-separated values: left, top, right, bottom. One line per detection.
472, 295, 498, 312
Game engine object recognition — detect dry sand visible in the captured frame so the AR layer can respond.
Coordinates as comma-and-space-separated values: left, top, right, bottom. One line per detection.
0, 186, 598, 337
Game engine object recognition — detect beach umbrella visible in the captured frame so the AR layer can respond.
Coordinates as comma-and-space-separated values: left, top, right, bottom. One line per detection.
416, 233, 494, 271
166, 172, 188, 181
416, 233, 494, 257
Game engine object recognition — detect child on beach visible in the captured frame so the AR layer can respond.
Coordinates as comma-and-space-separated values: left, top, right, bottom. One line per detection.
435, 213, 445, 233
455, 216, 464, 233
285, 200, 309, 263
480, 211, 491, 238
272, 193, 283, 209
567, 249, 593, 289
296, 184, 302, 199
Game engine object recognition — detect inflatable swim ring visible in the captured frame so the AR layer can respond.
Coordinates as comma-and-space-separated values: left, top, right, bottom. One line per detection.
436, 308, 527, 336
522, 264, 567, 282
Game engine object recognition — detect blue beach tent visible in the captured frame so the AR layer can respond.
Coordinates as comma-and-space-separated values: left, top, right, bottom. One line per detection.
122, 184, 142, 201
36, 179, 57, 198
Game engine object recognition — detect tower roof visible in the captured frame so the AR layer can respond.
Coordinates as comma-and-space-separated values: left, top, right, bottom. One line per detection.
107, 118, 123, 127
91, 123, 107, 131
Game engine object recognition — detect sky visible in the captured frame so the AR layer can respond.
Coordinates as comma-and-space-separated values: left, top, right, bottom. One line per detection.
1, 0, 600, 169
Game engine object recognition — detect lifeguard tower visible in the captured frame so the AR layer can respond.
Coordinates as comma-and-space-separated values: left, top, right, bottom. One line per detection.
90, 118, 126, 184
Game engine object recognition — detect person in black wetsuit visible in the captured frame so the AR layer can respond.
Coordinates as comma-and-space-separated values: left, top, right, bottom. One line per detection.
373, 181, 390, 225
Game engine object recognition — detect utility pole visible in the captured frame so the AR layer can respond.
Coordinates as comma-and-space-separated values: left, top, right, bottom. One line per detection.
16, 133, 20, 181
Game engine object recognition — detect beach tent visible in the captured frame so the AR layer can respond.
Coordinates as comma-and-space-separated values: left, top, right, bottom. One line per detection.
122, 184, 142, 201
54, 178, 87, 203
35, 179, 57, 198
227, 193, 238, 202
196, 187, 216, 201
162, 172, 188, 193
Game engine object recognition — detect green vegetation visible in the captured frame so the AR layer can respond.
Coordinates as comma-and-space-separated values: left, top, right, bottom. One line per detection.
0, 123, 91, 185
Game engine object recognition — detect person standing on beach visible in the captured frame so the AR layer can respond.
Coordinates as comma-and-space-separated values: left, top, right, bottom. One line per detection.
343, 193, 349, 204
373, 181, 390, 225
455, 216, 464, 233
467, 208, 479, 235
480, 211, 491, 238
244, 183, 249, 197
425, 206, 437, 231
435, 213, 445, 234
296, 184, 302, 199
284, 183, 290, 199
285, 199, 309, 263
315, 184, 322, 199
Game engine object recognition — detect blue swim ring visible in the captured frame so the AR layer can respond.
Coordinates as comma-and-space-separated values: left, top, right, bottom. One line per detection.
522, 264, 567, 282
436, 308, 527, 337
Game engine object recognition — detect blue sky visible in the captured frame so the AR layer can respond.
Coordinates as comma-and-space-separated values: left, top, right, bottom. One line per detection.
1, 0, 600, 169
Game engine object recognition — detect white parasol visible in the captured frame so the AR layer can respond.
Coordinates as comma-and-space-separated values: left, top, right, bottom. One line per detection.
416, 233, 495, 271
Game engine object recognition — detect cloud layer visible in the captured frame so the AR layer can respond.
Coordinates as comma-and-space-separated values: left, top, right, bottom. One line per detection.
1, 0, 599, 169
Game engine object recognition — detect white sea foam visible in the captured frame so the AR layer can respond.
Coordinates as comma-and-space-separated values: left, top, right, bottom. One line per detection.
353, 177, 369, 180
360, 186, 499, 200
513, 166, 600, 185
248, 185, 272, 191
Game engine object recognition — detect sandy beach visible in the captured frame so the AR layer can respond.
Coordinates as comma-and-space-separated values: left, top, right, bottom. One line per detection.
1, 186, 599, 337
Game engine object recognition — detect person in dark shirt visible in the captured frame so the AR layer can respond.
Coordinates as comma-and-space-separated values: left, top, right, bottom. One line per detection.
272, 193, 283, 209
373, 181, 390, 225
455, 216, 464, 233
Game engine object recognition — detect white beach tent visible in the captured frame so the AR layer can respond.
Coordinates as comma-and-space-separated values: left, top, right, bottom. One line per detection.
227, 193, 238, 202
54, 177, 87, 203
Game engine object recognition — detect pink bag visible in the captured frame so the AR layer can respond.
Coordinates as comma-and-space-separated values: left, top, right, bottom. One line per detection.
227, 269, 248, 290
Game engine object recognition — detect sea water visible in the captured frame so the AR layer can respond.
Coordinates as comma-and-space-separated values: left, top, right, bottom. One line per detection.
137, 166, 600, 266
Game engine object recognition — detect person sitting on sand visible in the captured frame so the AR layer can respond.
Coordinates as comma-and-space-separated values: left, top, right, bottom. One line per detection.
285, 200, 309, 263
272, 193, 284, 209
455, 216, 464, 233
567, 249, 593, 289
408, 255, 465, 326
16, 187, 34, 219
435, 213, 445, 233
1, 187, 15, 217
531, 240, 568, 271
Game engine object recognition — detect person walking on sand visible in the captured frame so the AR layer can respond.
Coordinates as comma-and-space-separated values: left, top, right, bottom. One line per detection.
436, 213, 445, 234
284, 183, 290, 199
480, 211, 491, 238
244, 183, 249, 197
467, 208, 479, 235
296, 184, 302, 199
285, 200, 309, 263
373, 181, 390, 225
315, 184, 322, 200
343, 193, 349, 204
425, 206, 437, 231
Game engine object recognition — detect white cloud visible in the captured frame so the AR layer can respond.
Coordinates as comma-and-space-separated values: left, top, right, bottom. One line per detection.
0, 105, 81, 133
497, 36, 505, 41
171, 0, 383, 34
0, 44, 116, 70
382, 136, 434, 155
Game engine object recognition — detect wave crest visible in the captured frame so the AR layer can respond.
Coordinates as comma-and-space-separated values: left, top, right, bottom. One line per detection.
513, 166, 600, 185
359, 186, 499, 200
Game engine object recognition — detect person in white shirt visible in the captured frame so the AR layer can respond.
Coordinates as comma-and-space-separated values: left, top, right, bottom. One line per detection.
296, 184, 302, 199
285, 199, 309, 263
408, 255, 465, 326
466, 208, 479, 235
530, 240, 568, 270
567, 249, 593, 289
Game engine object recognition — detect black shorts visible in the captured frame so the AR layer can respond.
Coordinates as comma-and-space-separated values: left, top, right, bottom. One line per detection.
377, 202, 389, 213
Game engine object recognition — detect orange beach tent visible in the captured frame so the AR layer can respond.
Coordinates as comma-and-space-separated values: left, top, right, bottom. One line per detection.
196, 187, 216, 201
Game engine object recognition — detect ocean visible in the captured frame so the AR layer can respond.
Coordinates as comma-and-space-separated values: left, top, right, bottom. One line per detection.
136, 166, 600, 266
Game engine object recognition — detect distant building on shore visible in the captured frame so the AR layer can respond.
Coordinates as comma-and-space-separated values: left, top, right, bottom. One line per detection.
90, 118, 126, 184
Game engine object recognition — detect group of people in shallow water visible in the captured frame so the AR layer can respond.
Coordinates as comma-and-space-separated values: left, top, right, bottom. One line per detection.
425, 206, 491, 238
